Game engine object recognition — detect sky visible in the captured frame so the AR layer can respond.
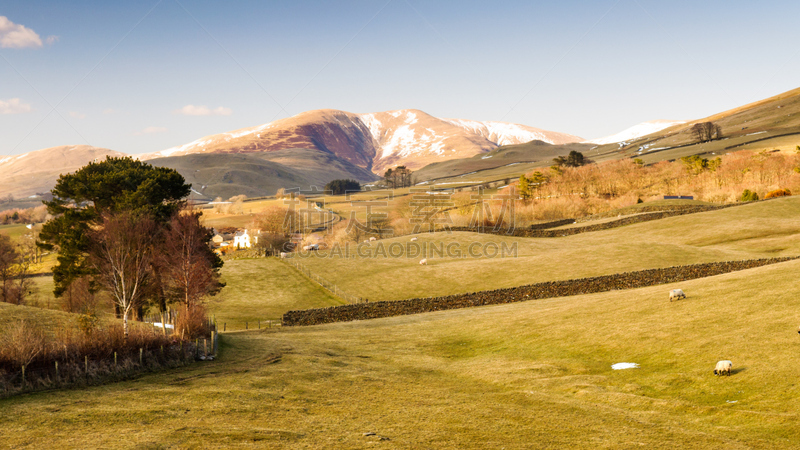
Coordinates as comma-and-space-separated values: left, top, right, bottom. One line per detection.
1, 0, 799, 157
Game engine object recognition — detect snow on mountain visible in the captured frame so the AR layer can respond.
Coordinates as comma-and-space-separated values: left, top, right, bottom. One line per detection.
585, 120, 686, 145
141, 108, 582, 174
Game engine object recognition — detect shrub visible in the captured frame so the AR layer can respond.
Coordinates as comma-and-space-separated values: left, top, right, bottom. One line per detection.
740, 189, 759, 202
764, 188, 791, 199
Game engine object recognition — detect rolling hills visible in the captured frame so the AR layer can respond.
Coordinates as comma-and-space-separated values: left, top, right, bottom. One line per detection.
4, 195, 800, 447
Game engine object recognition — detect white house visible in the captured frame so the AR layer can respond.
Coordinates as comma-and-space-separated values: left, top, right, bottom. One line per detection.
233, 229, 251, 249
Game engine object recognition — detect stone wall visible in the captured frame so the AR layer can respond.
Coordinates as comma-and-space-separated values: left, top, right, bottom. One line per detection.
282, 257, 796, 326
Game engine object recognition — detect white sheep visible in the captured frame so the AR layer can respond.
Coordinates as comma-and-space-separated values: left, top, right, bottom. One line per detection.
419, 258, 427, 265
410, 237, 418, 242
714, 360, 732, 376
669, 289, 686, 302
369, 236, 377, 242
279, 252, 287, 259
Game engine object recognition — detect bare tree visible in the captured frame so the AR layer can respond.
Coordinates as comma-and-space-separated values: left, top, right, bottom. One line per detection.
158, 212, 223, 337
88, 212, 158, 340
690, 122, 722, 143
0, 235, 32, 305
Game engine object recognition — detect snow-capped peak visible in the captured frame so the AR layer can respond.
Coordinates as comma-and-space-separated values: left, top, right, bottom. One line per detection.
585, 120, 686, 145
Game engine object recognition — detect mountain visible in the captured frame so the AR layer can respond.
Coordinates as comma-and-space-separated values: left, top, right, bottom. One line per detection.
141, 109, 583, 174
0, 145, 126, 198
585, 120, 686, 145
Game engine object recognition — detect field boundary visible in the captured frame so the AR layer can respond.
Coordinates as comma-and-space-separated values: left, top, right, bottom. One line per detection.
447, 204, 740, 238
282, 256, 797, 326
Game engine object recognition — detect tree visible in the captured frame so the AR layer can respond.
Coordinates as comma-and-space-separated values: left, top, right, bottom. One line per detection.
87, 212, 158, 340
690, 122, 722, 143
553, 151, 587, 167
38, 157, 190, 297
325, 179, 361, 195
0, 235, 32, 305
384, 166, 413, 189
518, 175, 532, 200
252, 206, 304, 253
158, 212, 224, 337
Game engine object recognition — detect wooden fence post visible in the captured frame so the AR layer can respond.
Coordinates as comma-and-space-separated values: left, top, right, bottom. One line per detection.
85, 356, 88, 378
21, 365, 26, 390
139, 348, 143, 366
55, 361, 59, 385
114, 352, 117, 371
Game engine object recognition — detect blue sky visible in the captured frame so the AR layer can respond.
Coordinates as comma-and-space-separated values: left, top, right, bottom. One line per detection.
1, 0, 799, 157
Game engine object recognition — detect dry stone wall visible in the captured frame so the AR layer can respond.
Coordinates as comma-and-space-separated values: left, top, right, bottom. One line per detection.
283, 257, 796, 326
449, 205, 738, 238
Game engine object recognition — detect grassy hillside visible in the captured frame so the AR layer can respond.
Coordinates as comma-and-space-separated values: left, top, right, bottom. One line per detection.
209, 258, 345, 328
149, 149, 379, 200
2, 258, 800, 447
588, 87, 800, 165
414, 140, 593, 182
294, 197, 800, 301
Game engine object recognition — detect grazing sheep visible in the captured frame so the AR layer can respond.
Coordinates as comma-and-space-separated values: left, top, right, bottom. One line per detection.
669, 289, 686, 302
279, 252, 287, 259
410, 237, 418, 242
369, 236, 377, 242
302, 244, 319, 251
714, 360, 733, 376
419, 258, 427, 265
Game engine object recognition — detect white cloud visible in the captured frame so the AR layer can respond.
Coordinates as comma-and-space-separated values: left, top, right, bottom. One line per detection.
69, 111, 86, 119
0, 98, 33, 114
135, 126, 168, 135
45, 35, 59, 45
0, 16, 43, 49
175, 104, 233, 116
102, 108, 117, 115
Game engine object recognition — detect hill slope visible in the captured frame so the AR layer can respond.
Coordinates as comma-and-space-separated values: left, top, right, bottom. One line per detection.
0, 145, 126, 198
148, 149, 380, 200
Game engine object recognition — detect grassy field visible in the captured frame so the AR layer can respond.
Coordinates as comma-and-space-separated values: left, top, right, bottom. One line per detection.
2, 257, 800, 448
208, 258, 344, 329
292, 196, 800, 301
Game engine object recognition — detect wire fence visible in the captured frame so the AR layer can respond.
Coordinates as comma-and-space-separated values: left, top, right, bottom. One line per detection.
0, 329, 219, 399
281, 256, 365, 304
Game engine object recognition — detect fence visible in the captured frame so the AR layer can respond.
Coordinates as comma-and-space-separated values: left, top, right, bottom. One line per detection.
283, 256, 798, 326
1, 320, 220, 398
0, 334, 218, 398
217, 319, 281, 332
281, 256, 364, 304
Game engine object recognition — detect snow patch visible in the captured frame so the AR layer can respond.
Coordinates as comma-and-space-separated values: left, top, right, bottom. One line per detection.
586, 120, 686, 145
611, 362, 639, 370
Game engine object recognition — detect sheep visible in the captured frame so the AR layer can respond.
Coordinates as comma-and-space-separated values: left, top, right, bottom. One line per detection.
302, 244, 319, 251
419, 258, 427, 265
714, 360, 733, 376
279, 252, 287, 259
669, 289, 686, 302
410, 237, 418, 242
369, 236, 377, 242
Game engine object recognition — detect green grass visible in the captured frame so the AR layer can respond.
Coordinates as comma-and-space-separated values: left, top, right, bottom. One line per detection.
209, 258, 345, 328
293, 196, 800, 301
3, 259, 800, 447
